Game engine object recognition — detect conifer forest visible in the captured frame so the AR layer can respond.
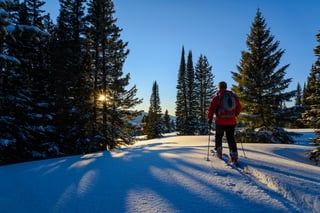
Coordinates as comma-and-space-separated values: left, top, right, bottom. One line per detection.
0, 1, 319, 165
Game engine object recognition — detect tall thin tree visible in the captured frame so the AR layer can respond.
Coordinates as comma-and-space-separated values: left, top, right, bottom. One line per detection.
145, 81, 162, 139
185, 50, 197, 134
295, 83, 302, 106
51, 0, 88, 154
194, 54, 216, 134
175, 46, 188, 134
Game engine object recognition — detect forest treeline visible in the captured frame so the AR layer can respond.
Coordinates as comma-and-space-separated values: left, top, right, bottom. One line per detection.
0, 1, 319, 165
0, 0, 143, 164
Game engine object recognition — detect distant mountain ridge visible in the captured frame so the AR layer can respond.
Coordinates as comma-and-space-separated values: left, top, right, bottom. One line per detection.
131, 111, 176, 125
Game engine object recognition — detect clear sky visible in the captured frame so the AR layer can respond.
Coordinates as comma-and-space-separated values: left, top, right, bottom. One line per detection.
44, 0, 320, 115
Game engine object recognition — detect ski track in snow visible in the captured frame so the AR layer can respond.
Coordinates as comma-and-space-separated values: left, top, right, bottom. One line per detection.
0, 131, 319, 213
243, 150, 320, 213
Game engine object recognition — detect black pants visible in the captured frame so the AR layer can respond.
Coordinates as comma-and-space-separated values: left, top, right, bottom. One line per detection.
215, 124, 237, 155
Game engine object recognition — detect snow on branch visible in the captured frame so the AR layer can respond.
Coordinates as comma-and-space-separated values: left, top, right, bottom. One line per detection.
0, 53, 20, 64
7, 24, 50, 43
0, 0, 16, 7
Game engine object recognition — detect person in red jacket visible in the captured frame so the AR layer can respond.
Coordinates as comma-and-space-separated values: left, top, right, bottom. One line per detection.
208, 81, 242, 164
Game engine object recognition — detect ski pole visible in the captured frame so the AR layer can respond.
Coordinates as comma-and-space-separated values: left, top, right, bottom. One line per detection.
240, 138, 246, 158
206, 125, 211, 161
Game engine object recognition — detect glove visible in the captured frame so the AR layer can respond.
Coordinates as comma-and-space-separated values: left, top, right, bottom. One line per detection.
208, 119, 212, 125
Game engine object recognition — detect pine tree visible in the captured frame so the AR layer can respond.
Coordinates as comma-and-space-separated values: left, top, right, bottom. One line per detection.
280, 82, 304, 128
17, 0, 56, 159
86, 0, 142, 150
50, 0, 89, 155
21, 0, 45, 27
141, 114, 148, 135
232, 9, 295, 143
185, 50, 198, 135
302, 82, 308, 106
175, 46, 188, 134
145, 81, 162, 139
295, 83, 302, 106
194, 54, 216, 134
0, 0, 23, 164
163, 109, 173, 133
302, 32, 320, 163
0, 0, 52, 164
175, 47, 199, 135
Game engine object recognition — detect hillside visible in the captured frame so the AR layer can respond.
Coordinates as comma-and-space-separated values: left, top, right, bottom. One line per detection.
0, 129, 319, 213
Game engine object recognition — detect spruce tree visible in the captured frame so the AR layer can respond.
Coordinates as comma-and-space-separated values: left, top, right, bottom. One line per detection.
175, 48, 198, 135
232, 9, 295, 143
302, 82, 308, 106
145, 81, 162, 139
295, 83, 302, 106
194, 54, 216, 134
302, 32, 320, 163
141, 114, 148, 135
86, 0, 142, 150
185, 50, 198, 135
18, 0, 56, 159
175, 46, 188, 134
0, 0, 52, 164
51, 0, 89, 155
163, 109, 172, 133
0, 0, 24, 164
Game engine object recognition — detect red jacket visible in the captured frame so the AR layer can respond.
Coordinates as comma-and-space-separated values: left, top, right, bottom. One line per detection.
207, 89, 242, 125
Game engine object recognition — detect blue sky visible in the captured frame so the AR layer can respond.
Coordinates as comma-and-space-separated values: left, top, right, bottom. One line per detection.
44, 0, 320, 115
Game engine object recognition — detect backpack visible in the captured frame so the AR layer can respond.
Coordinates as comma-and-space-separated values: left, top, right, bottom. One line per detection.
216, 91, 236, 118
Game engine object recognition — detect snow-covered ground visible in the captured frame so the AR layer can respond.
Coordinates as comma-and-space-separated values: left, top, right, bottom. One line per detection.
0, 129, 319, 213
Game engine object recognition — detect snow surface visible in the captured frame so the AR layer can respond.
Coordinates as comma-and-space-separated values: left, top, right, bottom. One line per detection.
0, 129, 319, 213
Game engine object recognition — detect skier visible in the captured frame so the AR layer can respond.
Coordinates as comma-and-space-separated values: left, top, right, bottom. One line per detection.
208, 81, 242, 164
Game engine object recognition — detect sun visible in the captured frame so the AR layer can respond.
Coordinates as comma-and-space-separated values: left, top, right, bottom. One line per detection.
98, 94, 108, 102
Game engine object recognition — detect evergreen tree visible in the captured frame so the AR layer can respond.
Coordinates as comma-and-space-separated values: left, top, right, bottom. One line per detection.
279, 82, 305, 128
86, 0, 142, 150
295, 82, 302, 106
145, 81, 162, 139
170, 120, 175, 132
185, 50, 198, 134
0, 0, 52, 164
175, 46, 188, 134
163, 109, 173, 133
302, 82, 308, 106
302, 32, 320, 163
17, 0, 55, 160
20, 0, 45, 27
0, 0, 23, 164
175, 47, 198, 135
194, 54, 216, 134
141, 114, 148, 135
43, 13, 55, 33
51, 0, 89, 155
232, 9, 295, 143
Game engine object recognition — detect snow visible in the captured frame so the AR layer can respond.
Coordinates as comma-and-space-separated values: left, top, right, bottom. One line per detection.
0, 54, 20, 64
0, 129, 319, 213
0, 0, 14, 4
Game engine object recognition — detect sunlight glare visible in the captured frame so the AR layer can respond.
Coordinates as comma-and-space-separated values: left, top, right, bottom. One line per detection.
98, 95, 107, 102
